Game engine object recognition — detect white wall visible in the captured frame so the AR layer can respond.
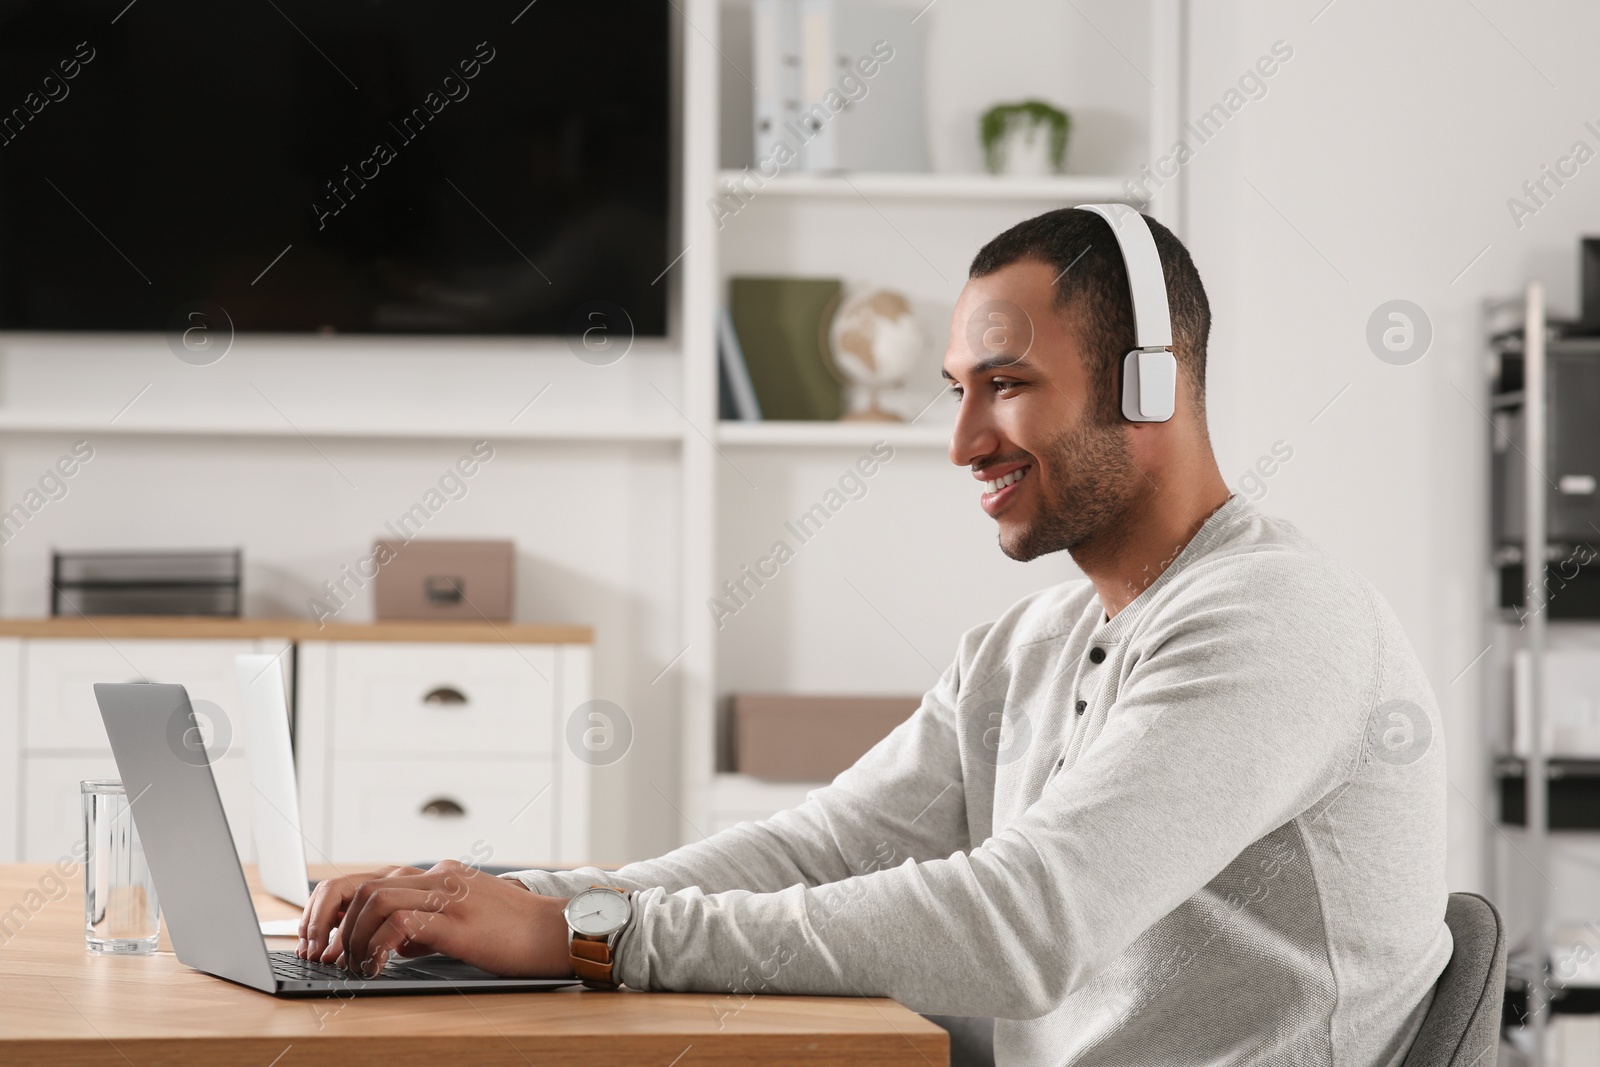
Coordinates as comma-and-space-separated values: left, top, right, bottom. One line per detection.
1185, 0, 1600, 896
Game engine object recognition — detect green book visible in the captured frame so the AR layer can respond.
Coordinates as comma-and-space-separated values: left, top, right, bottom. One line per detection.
727, 276, 844, 421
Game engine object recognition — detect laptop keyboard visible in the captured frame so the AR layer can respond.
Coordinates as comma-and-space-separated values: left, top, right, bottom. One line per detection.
270, 950, 408, 982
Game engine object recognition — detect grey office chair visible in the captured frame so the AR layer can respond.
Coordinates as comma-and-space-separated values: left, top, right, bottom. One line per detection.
1402, 892, 1507, 1067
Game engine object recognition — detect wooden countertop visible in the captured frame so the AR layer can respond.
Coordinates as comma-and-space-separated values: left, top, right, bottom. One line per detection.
0, 617, 593, 644
0, 864, 947, 1066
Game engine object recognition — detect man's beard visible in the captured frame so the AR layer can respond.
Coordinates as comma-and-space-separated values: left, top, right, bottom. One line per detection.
999, 416, 1141, 563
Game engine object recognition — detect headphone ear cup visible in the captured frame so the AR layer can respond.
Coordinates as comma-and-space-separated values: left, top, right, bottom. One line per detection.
1121, 349, 1177, 423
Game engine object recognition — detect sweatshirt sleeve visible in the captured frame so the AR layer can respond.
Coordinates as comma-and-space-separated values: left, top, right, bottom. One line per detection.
500, 632, 981, 902
610, 561, 1380, 1018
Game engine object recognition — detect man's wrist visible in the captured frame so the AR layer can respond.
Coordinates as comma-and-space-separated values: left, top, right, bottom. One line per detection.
525, 892, 577, 979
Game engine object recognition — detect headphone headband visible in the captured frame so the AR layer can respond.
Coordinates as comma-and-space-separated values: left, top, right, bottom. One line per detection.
1073, 204, 1173, 351
1073, 204, 1177, 423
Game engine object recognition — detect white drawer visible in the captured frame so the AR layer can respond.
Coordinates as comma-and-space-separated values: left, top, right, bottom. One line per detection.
327, 757, 554, 868
328, 643, 554, 756
23, 638, 285, 752
22, 753, 256, 864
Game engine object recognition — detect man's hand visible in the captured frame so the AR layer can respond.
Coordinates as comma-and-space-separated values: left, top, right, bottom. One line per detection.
296, 860, 574, 978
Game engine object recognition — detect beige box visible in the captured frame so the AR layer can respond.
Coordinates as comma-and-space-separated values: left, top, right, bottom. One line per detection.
372, 539, 514, 621
730, 694, 920, 781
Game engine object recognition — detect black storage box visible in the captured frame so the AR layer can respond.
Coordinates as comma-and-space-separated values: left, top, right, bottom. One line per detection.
52, 549, 242, 616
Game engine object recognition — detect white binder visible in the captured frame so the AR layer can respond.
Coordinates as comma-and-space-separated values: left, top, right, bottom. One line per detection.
751, 0, 802, 167
793, 0, 929, 173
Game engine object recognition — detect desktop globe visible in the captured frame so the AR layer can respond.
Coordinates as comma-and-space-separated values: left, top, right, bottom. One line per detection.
825, 288, 925, 422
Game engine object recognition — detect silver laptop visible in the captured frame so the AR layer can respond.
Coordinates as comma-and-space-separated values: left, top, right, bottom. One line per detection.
234, 653, 312, 907
94, 681, 576, 997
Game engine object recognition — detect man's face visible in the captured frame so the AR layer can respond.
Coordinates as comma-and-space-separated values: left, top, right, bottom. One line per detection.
943, 259, 1141, 562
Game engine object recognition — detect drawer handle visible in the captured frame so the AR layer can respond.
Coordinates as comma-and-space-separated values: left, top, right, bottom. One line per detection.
425, 575, 465, 603
423, 686, 468, 706
420, 797, 467, 818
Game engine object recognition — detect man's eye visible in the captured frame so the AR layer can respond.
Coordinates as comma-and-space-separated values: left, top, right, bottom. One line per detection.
947, 386, 964, 401
992, 379, 1021, 393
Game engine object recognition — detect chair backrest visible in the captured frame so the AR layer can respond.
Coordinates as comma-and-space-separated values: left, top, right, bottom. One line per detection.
1402, 892, 1507, 1067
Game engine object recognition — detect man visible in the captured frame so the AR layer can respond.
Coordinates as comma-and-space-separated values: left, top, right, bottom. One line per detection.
299, 208, 1451, 1066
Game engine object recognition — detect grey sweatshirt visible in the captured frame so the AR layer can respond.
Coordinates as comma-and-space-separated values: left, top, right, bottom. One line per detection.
506, 495, 1452, 1066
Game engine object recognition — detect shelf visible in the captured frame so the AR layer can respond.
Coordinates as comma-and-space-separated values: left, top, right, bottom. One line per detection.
715, 420, 952, 448
1495, 560, 1600, 619
715, 170, 1134, 204
1490, 390, 1522, 410
1505, 978, 1600, 1018
0, 411, 684, 444
1496, 758, 1600, 829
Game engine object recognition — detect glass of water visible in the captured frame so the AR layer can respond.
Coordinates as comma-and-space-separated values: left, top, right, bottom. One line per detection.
82, 780, 160, 954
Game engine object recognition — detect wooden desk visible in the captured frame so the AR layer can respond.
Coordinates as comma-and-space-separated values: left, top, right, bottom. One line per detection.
0, 864, 947, 1066
0, 616, 594, 644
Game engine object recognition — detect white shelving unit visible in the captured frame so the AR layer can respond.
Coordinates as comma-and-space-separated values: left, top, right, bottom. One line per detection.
715, 420, 953, 449
678, 0, 1190, 836
713, 170, 1133, 203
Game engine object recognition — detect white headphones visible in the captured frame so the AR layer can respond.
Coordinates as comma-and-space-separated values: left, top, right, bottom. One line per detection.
1074, 204, 1178, 423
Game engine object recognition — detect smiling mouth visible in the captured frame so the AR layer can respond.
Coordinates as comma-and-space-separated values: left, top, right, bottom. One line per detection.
978, 464, 1032, 517
982, 465, 1030, 493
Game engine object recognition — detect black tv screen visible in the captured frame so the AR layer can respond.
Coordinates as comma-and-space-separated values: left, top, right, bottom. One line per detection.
0, 0, 671, 336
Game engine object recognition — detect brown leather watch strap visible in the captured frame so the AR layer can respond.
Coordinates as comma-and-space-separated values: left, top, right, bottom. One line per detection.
569, 936, 616, 988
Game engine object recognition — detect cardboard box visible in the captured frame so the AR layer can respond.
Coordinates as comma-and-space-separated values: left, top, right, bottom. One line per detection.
730, 693, 920, 780
373, 539, 514, 621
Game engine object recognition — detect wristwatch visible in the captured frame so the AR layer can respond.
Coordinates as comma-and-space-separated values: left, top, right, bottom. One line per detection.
563, 885, 634, 989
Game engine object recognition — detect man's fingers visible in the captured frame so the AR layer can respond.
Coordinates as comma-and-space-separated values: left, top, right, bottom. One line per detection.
302, 879, 358, 959
300, 876, 357, 955
318, 924, 343, 965
333, 870, 467, 970
340, 888, 449, 974
360, 910, 454, 976
299, 866, 423, 958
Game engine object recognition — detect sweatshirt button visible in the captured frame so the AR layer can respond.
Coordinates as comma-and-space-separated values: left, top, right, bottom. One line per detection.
1075, 700, 1087, 714
1056, 758, 1065, 769
1089, 647, 1106, 664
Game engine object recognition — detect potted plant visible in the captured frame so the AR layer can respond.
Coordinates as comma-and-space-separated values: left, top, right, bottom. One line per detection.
981, 100, 1071, 177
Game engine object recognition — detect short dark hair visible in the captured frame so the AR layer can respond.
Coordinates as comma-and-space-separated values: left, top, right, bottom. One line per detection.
968, 208, 1211, 424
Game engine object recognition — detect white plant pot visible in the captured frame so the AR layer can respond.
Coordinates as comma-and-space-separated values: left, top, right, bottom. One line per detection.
997, 123, 1057, 177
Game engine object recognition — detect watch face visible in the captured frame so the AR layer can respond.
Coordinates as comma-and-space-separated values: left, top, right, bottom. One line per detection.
566, 888, 630, 937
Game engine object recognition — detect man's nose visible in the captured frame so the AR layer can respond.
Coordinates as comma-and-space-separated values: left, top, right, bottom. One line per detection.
949, 390, 999, 469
